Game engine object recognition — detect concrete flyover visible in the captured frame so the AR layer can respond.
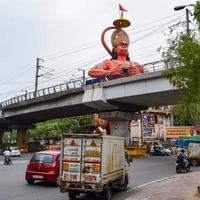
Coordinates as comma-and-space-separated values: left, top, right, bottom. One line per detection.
0, 71, 182, 128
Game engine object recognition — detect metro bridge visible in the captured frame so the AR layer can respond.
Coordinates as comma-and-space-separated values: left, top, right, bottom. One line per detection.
0, 60, 182, 145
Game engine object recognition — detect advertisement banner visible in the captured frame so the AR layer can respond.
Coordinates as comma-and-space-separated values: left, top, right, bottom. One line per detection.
143, 114, 155, 137
165, 127, 194, 139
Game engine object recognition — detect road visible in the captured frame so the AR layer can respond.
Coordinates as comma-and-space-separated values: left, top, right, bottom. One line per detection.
0, 154, 199, 200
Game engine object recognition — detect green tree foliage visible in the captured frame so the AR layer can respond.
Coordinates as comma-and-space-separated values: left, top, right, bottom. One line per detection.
163, 1, 200, 126
27, 115, 92, 139
172, 103, 200, 126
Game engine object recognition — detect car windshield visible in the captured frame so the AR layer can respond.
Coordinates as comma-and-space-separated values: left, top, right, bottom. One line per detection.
31, 153, 53, 163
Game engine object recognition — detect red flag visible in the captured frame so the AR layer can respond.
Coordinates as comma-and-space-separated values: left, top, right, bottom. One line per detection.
119, 4, 128, 12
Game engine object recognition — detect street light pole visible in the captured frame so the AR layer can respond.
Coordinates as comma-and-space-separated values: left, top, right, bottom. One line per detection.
174, 4, 195, 35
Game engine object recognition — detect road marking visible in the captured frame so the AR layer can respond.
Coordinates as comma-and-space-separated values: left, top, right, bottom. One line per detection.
127, 175, 176, 193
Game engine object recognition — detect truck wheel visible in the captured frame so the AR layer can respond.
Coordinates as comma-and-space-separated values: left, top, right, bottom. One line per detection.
102, 185, 112, 200
68, 191, 76, 200
192, 159, 198, 167
87, 192, 96, 200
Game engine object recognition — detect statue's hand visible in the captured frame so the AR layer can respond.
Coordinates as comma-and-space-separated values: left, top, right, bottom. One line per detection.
122, 67, 129, 74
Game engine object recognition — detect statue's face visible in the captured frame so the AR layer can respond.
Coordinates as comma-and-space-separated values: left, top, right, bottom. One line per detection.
116, 42, 129, 57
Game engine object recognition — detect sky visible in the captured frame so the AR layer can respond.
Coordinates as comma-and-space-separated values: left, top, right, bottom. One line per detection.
0, 0, 197, 101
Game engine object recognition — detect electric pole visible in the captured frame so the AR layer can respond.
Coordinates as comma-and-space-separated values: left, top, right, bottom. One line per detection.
78, 68, 86, 85
34, 57, 44, 96
186, 8, 190, 35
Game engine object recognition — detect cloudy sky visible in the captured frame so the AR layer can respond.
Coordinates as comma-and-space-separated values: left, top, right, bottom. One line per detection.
0, 0, 197, 101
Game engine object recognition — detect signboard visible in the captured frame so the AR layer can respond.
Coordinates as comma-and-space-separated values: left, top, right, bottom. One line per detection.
165, 127, 194, 139
143, 114, 155, 137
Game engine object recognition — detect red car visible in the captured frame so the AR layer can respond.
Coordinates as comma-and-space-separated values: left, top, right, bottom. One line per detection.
25, 150, 60, 185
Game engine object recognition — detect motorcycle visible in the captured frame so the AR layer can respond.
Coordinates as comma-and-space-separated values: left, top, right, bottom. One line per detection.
4, 156, 12, 165
176, 159, 190, 173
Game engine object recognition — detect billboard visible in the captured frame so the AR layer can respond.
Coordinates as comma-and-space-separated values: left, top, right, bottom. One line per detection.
143, 114, 155, 137
165, 127, 194, 139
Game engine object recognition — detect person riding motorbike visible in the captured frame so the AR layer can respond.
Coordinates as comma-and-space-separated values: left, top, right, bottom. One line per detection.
177, 149, 188, 168
3, 148, 12, 164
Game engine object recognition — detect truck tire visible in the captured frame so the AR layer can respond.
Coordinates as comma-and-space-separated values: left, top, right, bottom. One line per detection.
68, 191, 76, 200
102, 185, 112, 200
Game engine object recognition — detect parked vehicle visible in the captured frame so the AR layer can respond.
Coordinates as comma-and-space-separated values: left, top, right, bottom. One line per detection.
176, 159, 190, 173
9, 146, 21, 157
59, 134, 132, 200
27, 140, 47, 152
150, 146, 171, 156
25, 150, 60, 185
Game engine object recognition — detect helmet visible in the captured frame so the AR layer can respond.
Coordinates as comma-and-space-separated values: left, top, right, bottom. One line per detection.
180, 149, 185, 153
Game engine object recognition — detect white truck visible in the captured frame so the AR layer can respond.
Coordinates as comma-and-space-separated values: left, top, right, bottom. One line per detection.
59, 134, 132, 200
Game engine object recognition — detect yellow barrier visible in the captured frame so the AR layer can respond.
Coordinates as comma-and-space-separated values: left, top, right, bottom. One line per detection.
126, 147, 146, 158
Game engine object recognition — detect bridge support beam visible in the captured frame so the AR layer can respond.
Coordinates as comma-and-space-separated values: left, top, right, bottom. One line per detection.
99, 111, 138, 144
16, 128, 27, 148
0, 133, 3, 145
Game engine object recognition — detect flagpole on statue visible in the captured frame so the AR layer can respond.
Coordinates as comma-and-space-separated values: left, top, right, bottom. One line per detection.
101, 4, 131, 55
113, 4, 130, 28
119, 4, 128, 18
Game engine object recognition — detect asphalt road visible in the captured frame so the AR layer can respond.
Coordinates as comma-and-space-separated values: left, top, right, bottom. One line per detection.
0, 154, 199, 200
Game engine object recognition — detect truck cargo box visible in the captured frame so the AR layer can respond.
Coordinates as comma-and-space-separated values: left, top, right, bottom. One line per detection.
59, 134, 129, 195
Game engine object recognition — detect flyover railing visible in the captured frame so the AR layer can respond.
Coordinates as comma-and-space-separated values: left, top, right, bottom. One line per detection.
0, 59, 168, 108
0, 79, 84, 108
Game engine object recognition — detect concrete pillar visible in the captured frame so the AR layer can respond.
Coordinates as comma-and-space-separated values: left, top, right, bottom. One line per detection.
0, 133, 3, 145
16, 128, 27, 148
99, 111, 137, 145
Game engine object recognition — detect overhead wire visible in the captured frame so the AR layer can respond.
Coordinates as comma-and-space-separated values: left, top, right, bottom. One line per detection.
0, 13, 187, 98
44, 14, 186, 81
1, 61, 35, 83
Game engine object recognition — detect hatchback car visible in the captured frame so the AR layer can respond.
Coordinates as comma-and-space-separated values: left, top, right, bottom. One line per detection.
25, 150, 60, 185
9, 146, 21, 157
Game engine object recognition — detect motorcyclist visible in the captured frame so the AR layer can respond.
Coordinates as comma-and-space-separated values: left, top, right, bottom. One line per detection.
3, 148, 12, 164
177, 149, 188, 168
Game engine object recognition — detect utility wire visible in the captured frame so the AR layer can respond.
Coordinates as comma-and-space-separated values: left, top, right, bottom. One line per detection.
41, 13, 184, 62
1, 13, 184, 85
0, 13, 188, 97
1, 61, 35, 83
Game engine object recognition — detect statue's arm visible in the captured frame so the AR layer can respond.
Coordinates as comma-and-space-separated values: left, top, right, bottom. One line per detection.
88, 60, 111, 78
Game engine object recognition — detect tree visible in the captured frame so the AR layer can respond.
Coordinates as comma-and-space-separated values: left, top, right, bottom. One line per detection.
27, 115, 92, 140
162, 2, 200, 126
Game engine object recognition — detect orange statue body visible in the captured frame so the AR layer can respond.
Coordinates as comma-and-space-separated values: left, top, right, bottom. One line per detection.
88, 5, 143, 81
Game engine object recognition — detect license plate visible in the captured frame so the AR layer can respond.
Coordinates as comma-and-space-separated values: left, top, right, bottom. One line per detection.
33, 175, 43, 179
